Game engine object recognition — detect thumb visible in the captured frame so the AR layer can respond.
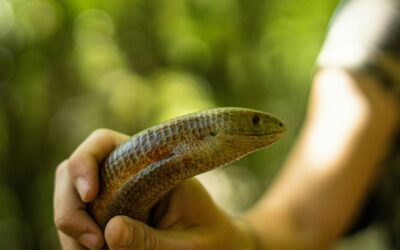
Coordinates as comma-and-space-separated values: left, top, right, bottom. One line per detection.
104, 216, 198, 250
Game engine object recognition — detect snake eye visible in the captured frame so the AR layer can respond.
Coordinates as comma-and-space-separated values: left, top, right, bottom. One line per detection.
252, 115, 260, 125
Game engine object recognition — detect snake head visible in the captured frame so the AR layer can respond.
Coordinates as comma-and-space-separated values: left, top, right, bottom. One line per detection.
192, 108, 286, 166
223, 108, 284, 133
217, 107, 285, 146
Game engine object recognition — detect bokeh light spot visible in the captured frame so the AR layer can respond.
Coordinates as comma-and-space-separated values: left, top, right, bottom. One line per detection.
0, 0, 15, 39
18, 0, 62, 41
99, 69, 154, 130
154, 71, 214, 121
74, 8, 115, 43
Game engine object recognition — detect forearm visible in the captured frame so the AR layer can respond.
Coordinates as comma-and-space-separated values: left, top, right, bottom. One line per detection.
241, 0, 400, 248
244, 69, 399, 249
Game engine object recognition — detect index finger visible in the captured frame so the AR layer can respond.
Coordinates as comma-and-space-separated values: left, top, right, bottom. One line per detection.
68, 129, 129, 202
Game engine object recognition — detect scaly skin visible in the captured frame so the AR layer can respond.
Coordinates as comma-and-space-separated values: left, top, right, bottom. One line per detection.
89, 107, 285, 229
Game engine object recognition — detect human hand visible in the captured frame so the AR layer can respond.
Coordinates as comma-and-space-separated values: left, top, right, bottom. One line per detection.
54, 129, 257, 250
54, 129, 129, 249
102, 178, 256, 250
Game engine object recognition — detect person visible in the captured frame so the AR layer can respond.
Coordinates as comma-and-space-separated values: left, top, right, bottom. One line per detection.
53, 0, 400, 249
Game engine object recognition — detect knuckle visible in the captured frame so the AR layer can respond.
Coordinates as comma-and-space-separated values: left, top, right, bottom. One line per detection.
54, 212, 73, 232
90, 128, 112, 140
141, 225, 158, 250
55, 160, 68, 179
66, 158, 84, 182
67, 153, 84, 172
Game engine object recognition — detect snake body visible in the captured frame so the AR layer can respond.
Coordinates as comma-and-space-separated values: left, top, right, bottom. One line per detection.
89, 107, 285, 229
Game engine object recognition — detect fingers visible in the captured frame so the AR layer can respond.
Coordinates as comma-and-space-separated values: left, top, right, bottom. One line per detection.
58, 231, 88, 250
54, 129, 129, 249
102, 178, 240, 249
104, 216, 200, 250
68, 129, 129, 202
54, 160, 104, 249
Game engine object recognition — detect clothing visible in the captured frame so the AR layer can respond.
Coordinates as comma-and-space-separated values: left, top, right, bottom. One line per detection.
318, 0, 400, 94
317, 0, 400, 248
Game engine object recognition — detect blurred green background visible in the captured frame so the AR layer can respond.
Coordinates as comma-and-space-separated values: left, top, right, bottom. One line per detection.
0, 0, 348, 249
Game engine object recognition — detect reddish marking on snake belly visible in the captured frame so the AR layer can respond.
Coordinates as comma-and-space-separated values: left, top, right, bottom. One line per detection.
147, 145, 174, 163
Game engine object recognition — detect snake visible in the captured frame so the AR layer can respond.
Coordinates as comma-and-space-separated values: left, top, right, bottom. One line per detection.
88, 107, 285, 229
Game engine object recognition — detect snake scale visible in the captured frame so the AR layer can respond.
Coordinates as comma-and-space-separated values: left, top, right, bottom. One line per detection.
88, 107, 285, 229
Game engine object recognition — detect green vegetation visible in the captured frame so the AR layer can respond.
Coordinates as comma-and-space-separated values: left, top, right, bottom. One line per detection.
0, 0, 338, 249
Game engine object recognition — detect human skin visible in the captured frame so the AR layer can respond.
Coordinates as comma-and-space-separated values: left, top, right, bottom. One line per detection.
53, 129, 256, 250
54, 68, 399, 249
244, 68, 399, 249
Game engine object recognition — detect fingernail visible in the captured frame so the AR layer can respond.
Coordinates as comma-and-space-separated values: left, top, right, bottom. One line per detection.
76, 178, 90, 201
79, 233, 100, 250
118, 220, 133, 247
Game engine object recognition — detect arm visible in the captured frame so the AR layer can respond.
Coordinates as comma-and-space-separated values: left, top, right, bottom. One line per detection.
242, 1, 400, 247
244, 68, 399, 249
